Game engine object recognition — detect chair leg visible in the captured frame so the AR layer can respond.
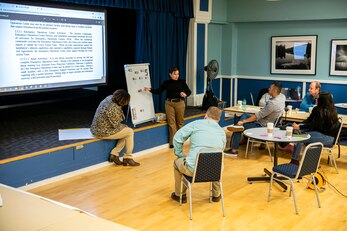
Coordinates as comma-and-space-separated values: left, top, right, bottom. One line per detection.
328, 150, 339, 174
179, 179, 184, 205
188, 184, 193, 220
219, 181, 226, 217
245, 139, 250, 158
268, 173, 274, 202
311, 174, 321, 208
289, 180, 299, 215
266, 142, 273, 162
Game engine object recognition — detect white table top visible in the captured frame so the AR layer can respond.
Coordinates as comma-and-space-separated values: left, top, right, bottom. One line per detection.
243, 127, 310, 143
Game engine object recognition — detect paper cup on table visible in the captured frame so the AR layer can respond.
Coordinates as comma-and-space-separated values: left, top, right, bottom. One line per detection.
286, 126, 293, 138
267, 122, 274, 136
287, 105, 292, 115
237, 100, 242, 109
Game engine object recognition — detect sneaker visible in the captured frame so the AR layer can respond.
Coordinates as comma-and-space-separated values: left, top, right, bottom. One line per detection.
171, 192, 187, 203
212, 195, 221, 202
224, 150, 238, 157
227, 125, 244, 132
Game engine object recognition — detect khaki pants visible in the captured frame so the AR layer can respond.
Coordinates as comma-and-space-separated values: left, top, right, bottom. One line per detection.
173, 157, 220, 197
165, 100, 185, 145
102, 127, 134, 159
224, 127, 233, 151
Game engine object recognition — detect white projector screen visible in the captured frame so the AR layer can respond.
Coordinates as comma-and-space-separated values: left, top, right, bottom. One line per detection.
0, 1, 107, 95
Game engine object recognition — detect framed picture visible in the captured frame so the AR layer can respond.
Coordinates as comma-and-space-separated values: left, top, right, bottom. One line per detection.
330, 39, 347, 76
271, 35, 317, 75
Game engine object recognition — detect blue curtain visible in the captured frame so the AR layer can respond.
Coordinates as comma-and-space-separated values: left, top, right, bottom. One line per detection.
50, 0, 193, 17
135, 10, 190, 111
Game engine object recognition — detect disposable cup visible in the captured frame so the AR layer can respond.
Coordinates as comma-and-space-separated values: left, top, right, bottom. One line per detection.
286, 126, 293, 138
287, 105, 293, 114
267, 122, 274, 136
237, 100, 242, 109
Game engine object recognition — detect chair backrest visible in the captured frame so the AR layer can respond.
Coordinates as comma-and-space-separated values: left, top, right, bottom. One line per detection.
296, 142, 323, 178
274, 112, 283, 127
192, 148, 223, 183
250, 92, 255, 106
256, 88, 269, 106
332, 117, 343, 147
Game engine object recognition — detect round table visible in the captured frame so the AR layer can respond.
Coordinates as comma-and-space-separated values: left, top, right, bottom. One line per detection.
243, 127, 310, 190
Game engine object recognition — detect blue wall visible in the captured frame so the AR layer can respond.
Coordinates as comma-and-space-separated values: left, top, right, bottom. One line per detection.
207, 0, 347, 109
235, 20, 347, 81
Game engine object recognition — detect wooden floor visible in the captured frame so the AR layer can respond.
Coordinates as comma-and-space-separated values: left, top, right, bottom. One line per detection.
29, 143, 347, 230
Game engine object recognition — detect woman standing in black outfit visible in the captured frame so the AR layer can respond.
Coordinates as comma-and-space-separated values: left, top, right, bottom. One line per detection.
144, 67, 191, 148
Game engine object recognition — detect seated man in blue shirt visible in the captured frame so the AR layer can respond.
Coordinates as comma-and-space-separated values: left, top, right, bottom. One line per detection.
299, 81, 320, 112
171, 106, 226, 203
227, 81, 285, 155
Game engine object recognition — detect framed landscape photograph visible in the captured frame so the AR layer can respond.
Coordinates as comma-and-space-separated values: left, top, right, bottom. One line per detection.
271, 35, 317, 75
330, 39, 347, 76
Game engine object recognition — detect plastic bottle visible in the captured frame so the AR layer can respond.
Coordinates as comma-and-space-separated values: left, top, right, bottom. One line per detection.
242, 98, 246, 111
296, 86, 301, 99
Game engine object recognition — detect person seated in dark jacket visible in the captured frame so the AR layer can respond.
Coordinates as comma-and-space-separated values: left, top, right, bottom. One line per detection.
290, 91, 340, 165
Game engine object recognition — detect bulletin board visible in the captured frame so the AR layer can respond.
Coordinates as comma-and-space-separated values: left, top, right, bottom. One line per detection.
124, 63, 156, 126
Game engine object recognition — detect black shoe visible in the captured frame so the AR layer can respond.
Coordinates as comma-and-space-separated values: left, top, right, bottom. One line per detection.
169, 144, 174, 149
212, 195, 221, 202
224, 150, 238, 157
123, 158, 140, 166
171, 192, 187, 203
109, 154, 123, 165
227, 125, 244, 132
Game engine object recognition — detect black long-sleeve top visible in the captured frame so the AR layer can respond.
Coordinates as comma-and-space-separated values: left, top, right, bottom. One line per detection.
300, 106, 340, 137
150, 79, 191, 99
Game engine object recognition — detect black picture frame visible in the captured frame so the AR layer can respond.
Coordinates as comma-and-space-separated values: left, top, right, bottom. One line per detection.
330, 39, 347, 76
271, 35, 317, 75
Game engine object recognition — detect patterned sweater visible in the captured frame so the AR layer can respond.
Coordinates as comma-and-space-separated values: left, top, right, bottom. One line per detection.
90, 95, 126, 137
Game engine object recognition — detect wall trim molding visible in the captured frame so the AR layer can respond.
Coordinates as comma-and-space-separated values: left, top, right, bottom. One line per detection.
218, 74, 347, 85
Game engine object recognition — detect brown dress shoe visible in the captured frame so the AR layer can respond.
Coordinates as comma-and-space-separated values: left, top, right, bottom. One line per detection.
123, 158, 140, 166
109, 155, 123, 165
171, 192, 187, 203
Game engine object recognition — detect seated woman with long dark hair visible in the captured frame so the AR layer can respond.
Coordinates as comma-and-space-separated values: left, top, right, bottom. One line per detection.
290, 91, 340, 165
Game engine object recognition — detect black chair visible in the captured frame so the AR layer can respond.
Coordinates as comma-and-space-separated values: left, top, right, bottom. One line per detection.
179, 148, 225, 220
268, 142, 324, 215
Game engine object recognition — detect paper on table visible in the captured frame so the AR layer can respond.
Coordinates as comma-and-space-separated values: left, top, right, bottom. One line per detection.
58, 128, 95, 140
296, 111, 306, 114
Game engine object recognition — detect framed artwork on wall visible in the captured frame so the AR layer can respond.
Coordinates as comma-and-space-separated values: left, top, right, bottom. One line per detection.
330, 39, 347, 76
271, 35, 317, 75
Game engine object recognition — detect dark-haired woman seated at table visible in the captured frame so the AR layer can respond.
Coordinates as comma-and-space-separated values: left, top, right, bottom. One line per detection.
290, 91, 340, 165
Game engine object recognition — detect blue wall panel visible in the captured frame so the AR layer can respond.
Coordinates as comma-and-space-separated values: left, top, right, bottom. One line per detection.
200, 0, 209, 12
196, 24, 205, 94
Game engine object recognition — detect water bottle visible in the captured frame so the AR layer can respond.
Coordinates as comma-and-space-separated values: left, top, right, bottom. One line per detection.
242, 98, 246, 111
296, 86, 301, 99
